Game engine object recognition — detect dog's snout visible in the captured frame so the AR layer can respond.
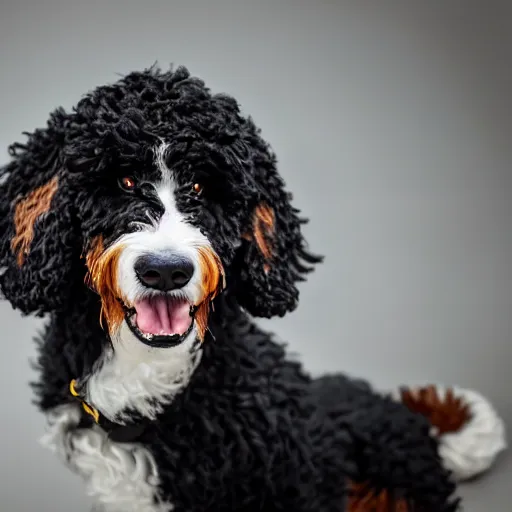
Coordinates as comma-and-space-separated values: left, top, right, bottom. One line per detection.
134, 254, 194, 291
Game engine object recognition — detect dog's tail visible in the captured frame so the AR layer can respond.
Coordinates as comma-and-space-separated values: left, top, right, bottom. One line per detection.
393, 383, 507, 482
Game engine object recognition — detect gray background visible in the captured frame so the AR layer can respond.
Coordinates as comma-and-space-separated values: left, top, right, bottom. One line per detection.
0, 1, 510, 510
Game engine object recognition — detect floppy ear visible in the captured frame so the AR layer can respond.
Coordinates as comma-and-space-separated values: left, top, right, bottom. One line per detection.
232, 122, 323, 318
0, 109, 81, 316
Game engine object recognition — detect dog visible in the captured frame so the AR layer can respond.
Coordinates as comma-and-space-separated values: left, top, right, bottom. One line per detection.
0, 65, 505, 511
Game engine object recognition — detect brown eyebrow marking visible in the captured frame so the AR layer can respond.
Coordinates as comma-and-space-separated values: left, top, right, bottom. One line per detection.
11, 176, 59, 266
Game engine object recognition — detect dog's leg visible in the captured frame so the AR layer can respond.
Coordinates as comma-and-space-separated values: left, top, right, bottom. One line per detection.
310, 375, 460, 511
40, 403, 174, 512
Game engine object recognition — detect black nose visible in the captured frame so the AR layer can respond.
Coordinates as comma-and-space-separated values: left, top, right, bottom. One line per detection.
134, 254, 194, 291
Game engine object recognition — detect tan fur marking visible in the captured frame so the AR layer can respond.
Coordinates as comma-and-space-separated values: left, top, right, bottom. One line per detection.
195, 246, 226, 341
347, 481, 410, 511
11, 176, 59, 266
252, 203, 275, 261
400, 384, 472, 435
85, 236, 126, 334
242, 203, 275, 273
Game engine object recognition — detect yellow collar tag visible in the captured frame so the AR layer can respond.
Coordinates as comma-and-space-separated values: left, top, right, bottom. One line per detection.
69, 379, 100, 423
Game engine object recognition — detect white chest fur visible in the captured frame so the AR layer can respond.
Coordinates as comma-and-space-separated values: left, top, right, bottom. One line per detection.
40, 323, 202, 512
86, 321, 202, 423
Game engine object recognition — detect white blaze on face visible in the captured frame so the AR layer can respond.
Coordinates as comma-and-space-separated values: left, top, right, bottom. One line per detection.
116, 144, 209, 307
85, 142, 215, 422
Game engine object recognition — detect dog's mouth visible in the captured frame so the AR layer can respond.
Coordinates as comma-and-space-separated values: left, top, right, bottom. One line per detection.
124, 296, 195, 348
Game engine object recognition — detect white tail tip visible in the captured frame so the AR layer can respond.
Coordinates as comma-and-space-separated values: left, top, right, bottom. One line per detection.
436, 386, 507, 481
396, 384, 507, 482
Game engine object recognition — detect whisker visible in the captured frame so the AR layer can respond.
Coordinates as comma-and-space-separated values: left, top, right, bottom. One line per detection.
206, 326, 216, 342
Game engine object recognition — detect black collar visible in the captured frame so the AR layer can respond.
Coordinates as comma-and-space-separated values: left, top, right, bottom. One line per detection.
69, 379, 150, 443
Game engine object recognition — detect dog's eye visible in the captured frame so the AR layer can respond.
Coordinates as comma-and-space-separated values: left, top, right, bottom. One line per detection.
193, 183, 204, 195
119, 176, 137, 192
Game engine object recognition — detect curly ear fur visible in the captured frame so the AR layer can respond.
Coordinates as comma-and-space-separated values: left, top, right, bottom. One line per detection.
233, 121, 323, 318
0, 109, 80, 315
0, 68, 320, 320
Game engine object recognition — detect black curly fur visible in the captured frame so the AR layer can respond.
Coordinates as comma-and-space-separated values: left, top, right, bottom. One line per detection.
0, 65, 460, 511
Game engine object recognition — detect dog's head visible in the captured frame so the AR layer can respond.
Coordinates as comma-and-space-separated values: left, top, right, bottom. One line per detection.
0, 66, 321, 349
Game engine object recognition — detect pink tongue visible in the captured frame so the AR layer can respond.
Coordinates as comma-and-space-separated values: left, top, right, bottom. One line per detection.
134, 297, 192, 336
